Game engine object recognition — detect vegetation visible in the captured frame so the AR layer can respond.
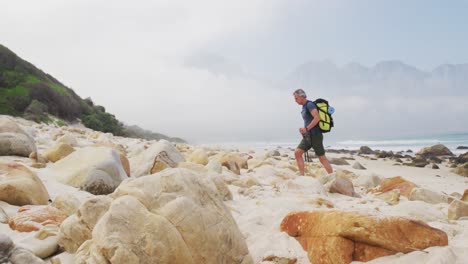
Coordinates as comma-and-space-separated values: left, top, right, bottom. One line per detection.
0, 43, 184, 142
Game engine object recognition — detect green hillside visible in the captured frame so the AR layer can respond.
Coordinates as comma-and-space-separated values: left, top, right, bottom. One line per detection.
0, 44, 184, 142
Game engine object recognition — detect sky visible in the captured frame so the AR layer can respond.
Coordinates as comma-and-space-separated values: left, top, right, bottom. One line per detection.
1, 0, 468, 144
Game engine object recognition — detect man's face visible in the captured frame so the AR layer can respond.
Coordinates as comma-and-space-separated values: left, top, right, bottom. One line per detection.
294, 94, 305, 105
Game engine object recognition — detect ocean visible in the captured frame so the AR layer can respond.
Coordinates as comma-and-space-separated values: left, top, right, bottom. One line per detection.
330, 133, 468, 155
207, 133, 468, 156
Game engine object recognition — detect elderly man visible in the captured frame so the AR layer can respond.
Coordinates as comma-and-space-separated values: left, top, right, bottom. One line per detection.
293, 89, 333, 175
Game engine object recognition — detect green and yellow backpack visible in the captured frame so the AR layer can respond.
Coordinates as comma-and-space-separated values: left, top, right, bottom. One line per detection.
313, 98, 334, 133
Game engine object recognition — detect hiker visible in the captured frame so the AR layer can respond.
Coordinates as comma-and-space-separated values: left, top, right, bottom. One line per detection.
293, 89, 333, 175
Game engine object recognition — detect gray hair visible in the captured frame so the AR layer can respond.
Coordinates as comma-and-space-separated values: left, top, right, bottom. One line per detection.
293, 89, 307, 98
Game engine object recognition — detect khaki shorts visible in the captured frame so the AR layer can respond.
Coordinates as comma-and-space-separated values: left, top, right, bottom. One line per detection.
297, 133, 325, 156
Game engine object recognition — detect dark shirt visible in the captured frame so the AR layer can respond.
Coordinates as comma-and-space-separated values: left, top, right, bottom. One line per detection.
302, 100, 321, 135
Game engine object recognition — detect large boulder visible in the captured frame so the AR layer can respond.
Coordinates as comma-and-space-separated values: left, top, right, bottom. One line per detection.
73, 168, 253, 264
0, 117, 36, 157
0, 161, 49, 206
49, 147, 128, 195
358, 146, 374, 155
416, 144, 453, 158
92, 142, 131, 177
130, 140, 185, 177
280, 211, 448, 264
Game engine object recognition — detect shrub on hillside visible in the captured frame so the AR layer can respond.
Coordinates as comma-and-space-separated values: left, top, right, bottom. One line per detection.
82, 111, 123, 135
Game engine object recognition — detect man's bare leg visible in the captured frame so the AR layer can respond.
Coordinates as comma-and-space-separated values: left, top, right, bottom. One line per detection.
318, 155, 333, 174
295, 148, 305, 175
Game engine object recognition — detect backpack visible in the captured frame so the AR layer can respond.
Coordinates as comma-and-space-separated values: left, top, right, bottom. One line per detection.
313, 98, 334, 133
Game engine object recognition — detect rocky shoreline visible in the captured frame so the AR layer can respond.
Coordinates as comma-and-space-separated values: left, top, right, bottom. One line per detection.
1, 115, 467, 264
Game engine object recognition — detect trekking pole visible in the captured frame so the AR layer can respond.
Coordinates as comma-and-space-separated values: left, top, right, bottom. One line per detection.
302, 134, 311, 163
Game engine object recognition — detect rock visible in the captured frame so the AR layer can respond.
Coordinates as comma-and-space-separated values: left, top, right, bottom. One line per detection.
29, 151, 47, 163
0, 234, 45, 264
278, 176, 327, 196
328, 177, 360, 198
17, 225, 60, 258
375, 190, 400, 205
262, 255, 297, 264
404, 157, 429, 168
409, 187, 448, 204
56, 134, 78, 147
30, 163, 46, 169
44, 143, 75, 162
416, 144, 453, 158
51, 194, 80, 216
0, 117, 37, 157
280, 211, 448, 264
58, 196, 113, 253
187, 148, 209, 165
266, 150, 281, 157
206, 159, 222, 173
210, 175, 233, 201
0, 207, 8, 223
222, 160, 241, 175
428, 156, 443, 164
220, 153, 248, 170
358, 146, 374, 155
432, 164, 440, 169
74, 168, 252, 263
49, 147, 127, 195
231, 176, 260, 188
353, 174, 382, 190
452, 152, 468, 165
352, 161, 366, 170
462, 189, 468, 202
8, 205, 67, 232
448, 199, 468, 220
375, 151, 394, 159
329, 158, 350, 166
370, 176, 417, 197
452, 162, 468, 177
130, 140, 185, 177
308, 198, 334, 208
0, 161, 49, 206
456, 146, 468, 149
92, 142, 131, 177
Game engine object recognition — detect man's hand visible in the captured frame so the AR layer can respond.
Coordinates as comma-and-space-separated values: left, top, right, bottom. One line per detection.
299, 127, 307, 135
